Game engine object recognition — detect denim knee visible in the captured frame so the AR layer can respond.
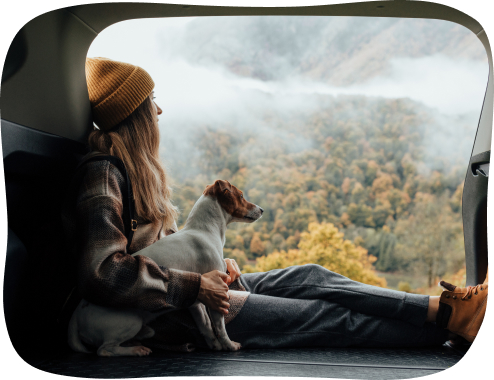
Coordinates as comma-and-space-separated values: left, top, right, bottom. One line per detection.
299, 263, 343, 279
299, 263, 326, 274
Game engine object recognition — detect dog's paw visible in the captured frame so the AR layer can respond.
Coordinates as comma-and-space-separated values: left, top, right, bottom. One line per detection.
223, 341, 242, 351
97, 349, 114, 357
131, 346, 153, 356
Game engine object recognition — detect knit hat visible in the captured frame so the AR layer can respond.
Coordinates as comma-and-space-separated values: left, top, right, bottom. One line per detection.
85, 57, 155, 131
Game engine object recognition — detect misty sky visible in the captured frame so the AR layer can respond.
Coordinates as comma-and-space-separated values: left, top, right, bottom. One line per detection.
88, 16, 489, 176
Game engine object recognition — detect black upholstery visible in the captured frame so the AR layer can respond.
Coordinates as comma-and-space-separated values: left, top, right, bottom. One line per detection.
31, 346, 465, 379
2, 119, 88, 358
3, 228, 28, 353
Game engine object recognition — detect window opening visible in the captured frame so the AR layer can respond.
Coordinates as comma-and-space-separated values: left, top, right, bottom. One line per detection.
89, 15, 489, 293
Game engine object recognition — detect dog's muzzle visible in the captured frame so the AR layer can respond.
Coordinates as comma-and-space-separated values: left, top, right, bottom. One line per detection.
245, 206, 263, 221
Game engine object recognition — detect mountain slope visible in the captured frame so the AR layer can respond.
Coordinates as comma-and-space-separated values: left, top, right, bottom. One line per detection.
177, 16, 486, 85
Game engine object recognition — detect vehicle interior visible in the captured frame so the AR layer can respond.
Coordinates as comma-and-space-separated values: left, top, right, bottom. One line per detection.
1, 1, 491, 379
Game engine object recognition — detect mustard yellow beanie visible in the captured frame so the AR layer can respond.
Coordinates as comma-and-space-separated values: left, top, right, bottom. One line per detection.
85, 57, 155, 131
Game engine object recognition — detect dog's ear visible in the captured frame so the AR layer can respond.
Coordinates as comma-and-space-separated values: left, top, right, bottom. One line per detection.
216, 180, 232, 193
203, 180, 232, 197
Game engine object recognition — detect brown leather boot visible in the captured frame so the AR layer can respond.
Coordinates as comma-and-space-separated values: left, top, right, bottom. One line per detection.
436, 281, 488, 343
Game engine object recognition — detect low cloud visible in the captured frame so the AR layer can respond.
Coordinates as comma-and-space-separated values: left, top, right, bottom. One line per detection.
88, 17, 489, 180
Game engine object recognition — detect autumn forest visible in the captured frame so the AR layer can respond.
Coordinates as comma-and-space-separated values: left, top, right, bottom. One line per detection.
166, 94, 469, 294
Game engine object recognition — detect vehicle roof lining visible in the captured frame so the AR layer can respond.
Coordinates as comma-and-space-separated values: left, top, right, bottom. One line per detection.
67, 2, 484, 35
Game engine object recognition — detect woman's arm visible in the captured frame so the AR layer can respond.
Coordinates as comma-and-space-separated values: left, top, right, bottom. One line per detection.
74, 161, 220, 312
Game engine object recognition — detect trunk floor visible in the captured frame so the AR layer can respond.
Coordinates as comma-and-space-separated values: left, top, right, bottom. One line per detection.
29, 345, 466, 379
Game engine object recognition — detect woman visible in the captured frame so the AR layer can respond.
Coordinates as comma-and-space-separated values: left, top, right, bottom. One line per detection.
63, 57, 487, 353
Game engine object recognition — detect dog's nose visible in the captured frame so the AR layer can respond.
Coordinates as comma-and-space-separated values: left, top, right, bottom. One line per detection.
259, 207, 264, 214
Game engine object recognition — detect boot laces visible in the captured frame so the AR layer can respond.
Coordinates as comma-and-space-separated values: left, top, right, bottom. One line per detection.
462, 284, 483, 300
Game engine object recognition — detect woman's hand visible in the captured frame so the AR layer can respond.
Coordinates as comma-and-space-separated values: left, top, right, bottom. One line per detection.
224, 258, 242, 285
197, 270, 231, 315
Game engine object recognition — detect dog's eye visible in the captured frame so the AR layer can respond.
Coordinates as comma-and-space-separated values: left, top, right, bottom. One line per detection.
240, 194, 243, 199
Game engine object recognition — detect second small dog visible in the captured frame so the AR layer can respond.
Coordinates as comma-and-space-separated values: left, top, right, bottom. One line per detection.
68, 179, 263, 356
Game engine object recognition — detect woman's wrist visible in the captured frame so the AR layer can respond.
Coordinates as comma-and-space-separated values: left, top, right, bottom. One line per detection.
166, 268, 202, 308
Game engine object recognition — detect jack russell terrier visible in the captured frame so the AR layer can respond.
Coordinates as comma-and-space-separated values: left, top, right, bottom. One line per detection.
68, 179, 263, 356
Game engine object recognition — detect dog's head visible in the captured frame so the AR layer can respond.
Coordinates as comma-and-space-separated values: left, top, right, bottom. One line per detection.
203, 180, 263, 223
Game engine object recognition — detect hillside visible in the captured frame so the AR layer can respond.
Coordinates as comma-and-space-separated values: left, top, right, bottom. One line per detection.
163, 94, 468, 290
177, 16, 486, 85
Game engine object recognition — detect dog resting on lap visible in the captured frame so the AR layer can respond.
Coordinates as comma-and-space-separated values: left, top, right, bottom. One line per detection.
68, 180, 263, 356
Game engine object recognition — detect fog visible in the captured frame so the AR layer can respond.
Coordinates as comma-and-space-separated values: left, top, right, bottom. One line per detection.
88, 16, 489, 178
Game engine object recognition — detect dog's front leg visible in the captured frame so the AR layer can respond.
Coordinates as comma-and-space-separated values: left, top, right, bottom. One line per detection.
208, 309, 241, 351
188, 303, 222, 350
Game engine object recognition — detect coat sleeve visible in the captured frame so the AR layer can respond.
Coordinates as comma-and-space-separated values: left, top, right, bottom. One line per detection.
74, 160, 201, 311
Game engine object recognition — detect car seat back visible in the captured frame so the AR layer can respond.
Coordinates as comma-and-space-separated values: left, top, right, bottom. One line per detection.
2, 119, 88, 358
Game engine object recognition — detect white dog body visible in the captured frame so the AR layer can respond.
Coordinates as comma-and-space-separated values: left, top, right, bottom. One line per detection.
68, 180, 263, 356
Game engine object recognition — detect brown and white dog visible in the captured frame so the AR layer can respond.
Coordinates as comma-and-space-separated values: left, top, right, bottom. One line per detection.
68, 180, 263, 356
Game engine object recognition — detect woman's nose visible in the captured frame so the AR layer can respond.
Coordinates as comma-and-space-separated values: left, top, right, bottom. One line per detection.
157, 105, 163, 115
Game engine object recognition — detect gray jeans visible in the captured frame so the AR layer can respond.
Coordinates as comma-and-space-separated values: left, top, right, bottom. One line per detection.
225, 264, 449, 348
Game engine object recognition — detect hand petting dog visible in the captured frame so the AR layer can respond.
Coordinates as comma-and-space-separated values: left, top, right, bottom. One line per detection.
224, 258, 241, 285
198, 270, 231, 315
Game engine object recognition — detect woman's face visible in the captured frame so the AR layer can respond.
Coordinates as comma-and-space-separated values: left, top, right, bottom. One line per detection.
150, 91, 162, 123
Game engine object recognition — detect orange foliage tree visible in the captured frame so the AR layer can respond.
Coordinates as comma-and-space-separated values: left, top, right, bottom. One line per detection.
244, 222, 386, 287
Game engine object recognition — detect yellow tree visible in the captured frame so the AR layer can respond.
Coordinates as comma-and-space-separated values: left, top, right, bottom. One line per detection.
250, 232, 266, 257
245, 222, 386, 287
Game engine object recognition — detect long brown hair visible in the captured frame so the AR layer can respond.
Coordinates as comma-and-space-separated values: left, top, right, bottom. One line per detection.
88, 96, 178, 228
